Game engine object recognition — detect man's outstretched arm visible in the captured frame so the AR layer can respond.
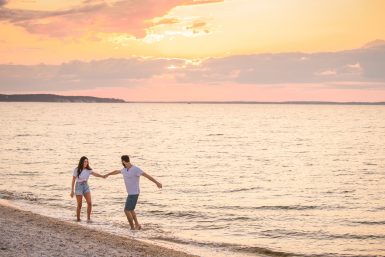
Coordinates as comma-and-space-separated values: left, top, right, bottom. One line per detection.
142, 172, 162, 189
104, 170, 120, 178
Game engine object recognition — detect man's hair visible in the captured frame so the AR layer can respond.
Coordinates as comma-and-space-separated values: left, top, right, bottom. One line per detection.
121, 155, 130, 162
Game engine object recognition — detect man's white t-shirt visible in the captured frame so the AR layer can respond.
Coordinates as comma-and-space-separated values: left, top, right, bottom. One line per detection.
120, 165, 144, 195
73, 168, 92, 183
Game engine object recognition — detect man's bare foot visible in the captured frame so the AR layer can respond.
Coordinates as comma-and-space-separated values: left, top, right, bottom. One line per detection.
87, 219, 92, 223
76, 219, 81, 222
135, 224, 142, 230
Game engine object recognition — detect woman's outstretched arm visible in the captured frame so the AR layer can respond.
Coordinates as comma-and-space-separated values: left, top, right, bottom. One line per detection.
91, 171, 106, 178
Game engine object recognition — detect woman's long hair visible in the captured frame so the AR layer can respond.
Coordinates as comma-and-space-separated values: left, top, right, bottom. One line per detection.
77, 156, 92, 177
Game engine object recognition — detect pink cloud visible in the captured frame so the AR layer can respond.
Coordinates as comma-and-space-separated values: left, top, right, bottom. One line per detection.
1, 0, 221, 38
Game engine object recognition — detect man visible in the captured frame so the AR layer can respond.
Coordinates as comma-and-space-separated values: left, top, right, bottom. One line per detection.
105, 155, 162, 230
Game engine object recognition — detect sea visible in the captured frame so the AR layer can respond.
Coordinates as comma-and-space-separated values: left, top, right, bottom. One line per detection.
0, 102, 384, 257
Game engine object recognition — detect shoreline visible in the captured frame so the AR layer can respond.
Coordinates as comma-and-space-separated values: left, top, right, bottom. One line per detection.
0, 203, 197, 257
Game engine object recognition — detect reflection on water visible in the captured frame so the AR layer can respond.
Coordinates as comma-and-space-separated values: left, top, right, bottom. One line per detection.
0, 103, 385, 257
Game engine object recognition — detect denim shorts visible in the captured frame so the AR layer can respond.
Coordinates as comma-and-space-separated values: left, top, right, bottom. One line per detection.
125, 194, 139, 211
75, 181, 90, 196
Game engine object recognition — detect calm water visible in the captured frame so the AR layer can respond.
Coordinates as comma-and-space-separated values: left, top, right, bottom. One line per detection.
0, 103, 385, 257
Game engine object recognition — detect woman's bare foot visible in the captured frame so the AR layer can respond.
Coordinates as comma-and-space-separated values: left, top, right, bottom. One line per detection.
135, 224, 142, 230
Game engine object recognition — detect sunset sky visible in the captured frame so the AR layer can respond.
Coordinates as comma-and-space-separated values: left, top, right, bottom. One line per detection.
1, 0, 385, 101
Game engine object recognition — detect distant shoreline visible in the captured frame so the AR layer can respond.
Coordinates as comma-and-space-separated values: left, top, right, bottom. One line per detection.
0, 94, 125, 103
0, 94, 384, 105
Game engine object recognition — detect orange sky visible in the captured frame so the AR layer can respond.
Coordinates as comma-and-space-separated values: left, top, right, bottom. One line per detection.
0, 0, 384, 101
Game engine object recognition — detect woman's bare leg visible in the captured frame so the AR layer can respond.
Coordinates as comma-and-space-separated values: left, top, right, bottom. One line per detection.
84, 192, 92, 221
76, 195, 83, 221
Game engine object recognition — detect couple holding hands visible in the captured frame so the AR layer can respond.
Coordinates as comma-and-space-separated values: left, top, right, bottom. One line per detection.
70, 155, 162, 230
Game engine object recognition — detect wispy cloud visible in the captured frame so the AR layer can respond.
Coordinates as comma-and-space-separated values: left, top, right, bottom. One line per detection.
182, 0, 224, 6
0, 41, 384, 92
186, 21, 208, 33
152, 17, 180, 26
176, 41, 385, 84
0, 58, 185, 91
0, 0, 221, 38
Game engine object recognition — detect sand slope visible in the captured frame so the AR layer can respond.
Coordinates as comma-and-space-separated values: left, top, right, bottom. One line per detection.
0, 204, 197, 257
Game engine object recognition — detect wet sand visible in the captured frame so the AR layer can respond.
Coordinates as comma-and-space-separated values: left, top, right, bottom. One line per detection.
0, 204, 197, 257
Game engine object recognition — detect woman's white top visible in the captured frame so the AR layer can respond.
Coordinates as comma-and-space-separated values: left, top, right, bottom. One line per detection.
73, 168, 92, 183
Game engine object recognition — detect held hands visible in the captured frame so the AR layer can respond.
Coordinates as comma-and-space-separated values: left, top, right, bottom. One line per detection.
102, 174, 109, 179
156, 182, 162, 189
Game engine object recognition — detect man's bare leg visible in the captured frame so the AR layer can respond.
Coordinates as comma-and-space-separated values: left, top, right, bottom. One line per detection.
124, 210, 135, 229
130, 210, 141, 230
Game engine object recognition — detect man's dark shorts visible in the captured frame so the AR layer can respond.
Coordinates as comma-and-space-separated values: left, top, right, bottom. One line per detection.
125, 194, 139, 211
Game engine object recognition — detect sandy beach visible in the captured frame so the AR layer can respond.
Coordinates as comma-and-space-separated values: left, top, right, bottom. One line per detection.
0, 204, 196, 257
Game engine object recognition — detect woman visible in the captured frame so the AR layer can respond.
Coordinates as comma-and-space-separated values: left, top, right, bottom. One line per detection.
70, 156, 105, 222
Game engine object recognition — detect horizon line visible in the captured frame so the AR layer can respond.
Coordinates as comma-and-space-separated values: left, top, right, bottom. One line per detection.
127, 100, 385, 105
1, 94, 385, 105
